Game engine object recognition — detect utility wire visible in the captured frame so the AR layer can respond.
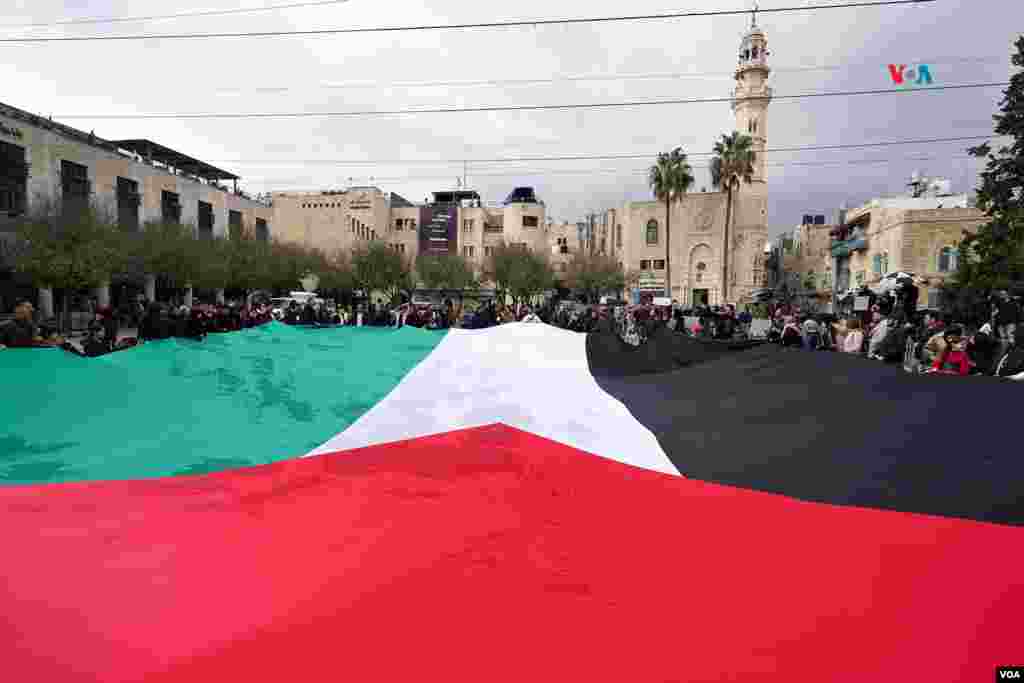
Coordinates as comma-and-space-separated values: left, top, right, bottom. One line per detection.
209, 56, 1004, 95
207, 134, 1000, 165
0, 1, 352, 28
249, 153, 977, 185
0, 0, 935, 42
56, 83, 1008, 120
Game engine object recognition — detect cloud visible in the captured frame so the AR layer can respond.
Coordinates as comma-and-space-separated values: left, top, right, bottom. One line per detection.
0, 0, 1020, 233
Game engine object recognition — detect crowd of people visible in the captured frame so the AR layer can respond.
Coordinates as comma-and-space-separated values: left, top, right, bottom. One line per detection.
5, 286, 1021, 380
767, 289, 1022, 379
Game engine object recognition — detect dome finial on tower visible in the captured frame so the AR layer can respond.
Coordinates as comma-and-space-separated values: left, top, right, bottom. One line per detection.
751, 1, 758, 29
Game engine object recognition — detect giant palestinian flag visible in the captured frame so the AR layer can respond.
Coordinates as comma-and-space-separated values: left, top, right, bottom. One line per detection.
1, 322, 1021, 682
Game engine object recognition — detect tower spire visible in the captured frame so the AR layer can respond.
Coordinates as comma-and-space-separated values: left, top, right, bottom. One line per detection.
751, 1, 758, 28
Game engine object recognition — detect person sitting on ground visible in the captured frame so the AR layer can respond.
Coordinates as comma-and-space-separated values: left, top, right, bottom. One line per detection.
967, 323, 999, 375
1, 301, 60, 348
929, 326, 970, 376
842, 318, 864, 353
867, 311, 890, 359
875, 314, 908, 363
780, 316, 802, 348
800, 315, 820, 350
832, 316, 849, 351
922, 324, 949, 366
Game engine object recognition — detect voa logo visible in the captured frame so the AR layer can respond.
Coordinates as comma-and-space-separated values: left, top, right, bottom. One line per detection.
888, 63, 934, 86
998, 669, 1022, 679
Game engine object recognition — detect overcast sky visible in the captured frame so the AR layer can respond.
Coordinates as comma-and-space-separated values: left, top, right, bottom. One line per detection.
1, 0, 1021, 234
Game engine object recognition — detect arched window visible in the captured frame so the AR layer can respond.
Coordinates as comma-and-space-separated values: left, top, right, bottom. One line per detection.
752, 47, 759, 59
938, 246, 959, 272
645, 219, 658, 245
695, 261, 706, 283
872, 253, 883, 275
752, 119, 758, 134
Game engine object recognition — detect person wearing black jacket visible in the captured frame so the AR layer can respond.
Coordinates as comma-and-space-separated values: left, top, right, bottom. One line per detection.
994, 291, 1019, 352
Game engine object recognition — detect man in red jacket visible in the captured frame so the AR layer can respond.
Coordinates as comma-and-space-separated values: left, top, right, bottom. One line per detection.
929, 326, 970, 376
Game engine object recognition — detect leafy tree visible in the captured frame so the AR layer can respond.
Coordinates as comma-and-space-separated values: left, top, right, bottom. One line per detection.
311, 249, 355, 299
711, 131, 756, 302
351, 242, 411, 305
648, 147, 694, 299
416, 252, 477, 301
133, 220, 197, 294
484, 243, 554, 308
13, 203, 125, 327
949, 35, 1024, 299
264, 241, 315, 294
564, 251, 627, 303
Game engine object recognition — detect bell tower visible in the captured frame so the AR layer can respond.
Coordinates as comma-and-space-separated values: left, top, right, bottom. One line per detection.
732, 6, 772, 184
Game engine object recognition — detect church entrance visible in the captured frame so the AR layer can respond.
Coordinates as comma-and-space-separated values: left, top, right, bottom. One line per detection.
692, 289, 709, 306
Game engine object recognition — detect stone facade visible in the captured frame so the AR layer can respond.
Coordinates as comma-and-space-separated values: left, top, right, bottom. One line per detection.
270, 187, 548, 286
608, 184, 769, 306
0, 101, 271, 236
835, 202, 987, 308
0, 100, 271, 315
597, 20, 772, 306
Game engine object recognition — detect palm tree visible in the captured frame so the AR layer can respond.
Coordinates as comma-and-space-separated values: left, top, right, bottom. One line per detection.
648, 147, 694, 300
710, 132, 756, 303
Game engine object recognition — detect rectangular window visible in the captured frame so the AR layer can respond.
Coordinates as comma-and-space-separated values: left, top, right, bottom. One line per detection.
255, 218, 269, 241
395, 219, 403, 230
161, 190, 181, 223
463, 219, 474, 233
616, 225, 622, 247
653, 259, 665, 270
0, 141, 28, 217
198, 201, 214, 238
61, 159, 90, 215
116, 177, 140, 232
484, 246, 493, 257
522, 215, 539, 228
640, 259, 651, 270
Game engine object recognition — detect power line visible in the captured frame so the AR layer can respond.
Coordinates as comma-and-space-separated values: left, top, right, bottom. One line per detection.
209, 55, 1004, 95
0, 1, 352, 28
248, 153, 978, 185
0, 0, 935, 42
56, 83, 1008, 120
207, 134, 1000, 165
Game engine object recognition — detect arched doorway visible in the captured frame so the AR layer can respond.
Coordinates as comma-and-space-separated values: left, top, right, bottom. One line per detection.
689, 243, 715, 306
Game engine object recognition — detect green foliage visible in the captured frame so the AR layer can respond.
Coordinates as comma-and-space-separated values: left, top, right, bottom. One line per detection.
133, 220, 198, 289
484, 243, 554, 305
565, 251, 627, 303
13, 204, 125, 291
310, 249, 355, 295
648, 146, 695, 296
951, 35, 1024, 297
416, 253, 477, 295
352, 242, 411, 304
711, 131, 757, 300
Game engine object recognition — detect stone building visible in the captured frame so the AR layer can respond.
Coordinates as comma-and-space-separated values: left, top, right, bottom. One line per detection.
0, 100, 272, 316
830, 174, 987, 310
772, 216, 836, 310
270, 185, 548, 285
595, 18, 772, 306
